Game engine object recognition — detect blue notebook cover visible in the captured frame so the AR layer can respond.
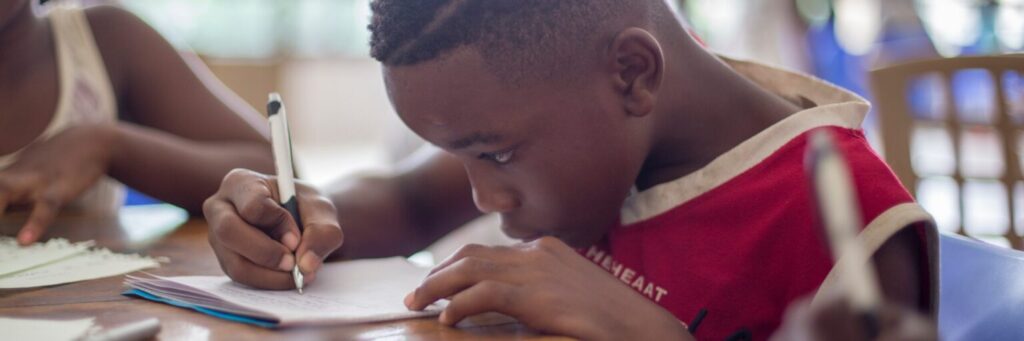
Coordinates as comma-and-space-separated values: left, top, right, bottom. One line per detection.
124, 289, 278, 328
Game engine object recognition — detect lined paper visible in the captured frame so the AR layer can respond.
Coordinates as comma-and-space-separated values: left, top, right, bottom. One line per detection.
126, 257, 444, 327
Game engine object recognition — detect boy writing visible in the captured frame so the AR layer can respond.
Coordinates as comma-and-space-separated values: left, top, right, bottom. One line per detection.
203, 1, 936, 339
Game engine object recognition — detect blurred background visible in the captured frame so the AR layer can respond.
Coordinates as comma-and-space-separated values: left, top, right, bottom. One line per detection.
69, 0, 1024, 248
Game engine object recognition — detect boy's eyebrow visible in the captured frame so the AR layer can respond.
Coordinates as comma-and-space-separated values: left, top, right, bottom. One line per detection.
448, 132, 504, 150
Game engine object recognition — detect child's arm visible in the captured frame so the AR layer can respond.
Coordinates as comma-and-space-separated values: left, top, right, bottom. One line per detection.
82, 6, 274, 213
1, 6, 276, 245
777, 224, 930, 340
873, 227, 927, 311
323, 149, 482, 259
771, 296, 936, 341
203, 150, 481, 289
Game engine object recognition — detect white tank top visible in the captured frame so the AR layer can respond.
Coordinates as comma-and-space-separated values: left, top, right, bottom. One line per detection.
0, 5, 124, 214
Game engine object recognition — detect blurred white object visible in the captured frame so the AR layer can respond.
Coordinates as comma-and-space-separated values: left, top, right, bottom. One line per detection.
916, 0, 983, 57
835, 0, 882, 55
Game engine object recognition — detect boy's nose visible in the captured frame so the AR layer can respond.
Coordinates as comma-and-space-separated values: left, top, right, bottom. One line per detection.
471, 185, 520, 214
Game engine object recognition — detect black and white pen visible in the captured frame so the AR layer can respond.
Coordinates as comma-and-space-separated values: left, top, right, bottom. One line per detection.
808, 130, 882, 338
267, 92, 304, 294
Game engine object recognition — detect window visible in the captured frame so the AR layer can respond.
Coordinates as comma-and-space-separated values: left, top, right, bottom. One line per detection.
122, 0, 373, 59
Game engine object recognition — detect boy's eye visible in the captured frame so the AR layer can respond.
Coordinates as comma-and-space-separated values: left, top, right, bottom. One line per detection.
479, 148, 516, 165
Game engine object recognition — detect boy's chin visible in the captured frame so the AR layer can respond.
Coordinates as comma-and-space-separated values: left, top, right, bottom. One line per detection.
500, 220, 608, 249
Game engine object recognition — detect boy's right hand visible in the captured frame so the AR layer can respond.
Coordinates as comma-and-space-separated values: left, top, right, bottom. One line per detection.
203, 169, 344, 290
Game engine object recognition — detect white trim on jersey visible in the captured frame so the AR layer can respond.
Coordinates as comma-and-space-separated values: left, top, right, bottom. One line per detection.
621, 56, 869, 226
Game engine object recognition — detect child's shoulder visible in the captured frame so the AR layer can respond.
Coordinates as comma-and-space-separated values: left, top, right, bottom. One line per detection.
72, 5, 167, 93
781, 126, 916, 220
81, 5, 155, 56
824, 127, 916, 209
53, 4, 149, 45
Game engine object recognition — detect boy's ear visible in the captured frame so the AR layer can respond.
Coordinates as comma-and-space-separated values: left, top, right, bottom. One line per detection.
608, 28, 664, 118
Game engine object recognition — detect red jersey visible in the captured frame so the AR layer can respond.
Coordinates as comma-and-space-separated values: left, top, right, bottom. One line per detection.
581, 57, 938, 341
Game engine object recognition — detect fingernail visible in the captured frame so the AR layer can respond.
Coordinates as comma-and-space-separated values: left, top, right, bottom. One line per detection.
282, 232, 299, 251
18, 230, 34, 245
439, 311, 449, 325
300, 251, 320, 273
404, 292, 414, 307
278, 254, 295, 271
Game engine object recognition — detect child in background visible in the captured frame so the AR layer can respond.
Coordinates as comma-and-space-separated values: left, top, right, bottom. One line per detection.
771, 296, 937, 341
202, 0, 937, 339
0, 0, 273, 245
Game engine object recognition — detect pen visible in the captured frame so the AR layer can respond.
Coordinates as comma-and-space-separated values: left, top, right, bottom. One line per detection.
807, 129, 882, 338
268, 93, 304, 294
83, 318, 160, 341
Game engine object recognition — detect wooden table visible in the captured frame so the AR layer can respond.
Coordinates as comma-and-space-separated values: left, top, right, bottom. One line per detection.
0, 208, 563, 340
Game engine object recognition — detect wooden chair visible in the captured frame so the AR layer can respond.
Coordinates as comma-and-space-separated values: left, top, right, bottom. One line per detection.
870, 55, 1024, 249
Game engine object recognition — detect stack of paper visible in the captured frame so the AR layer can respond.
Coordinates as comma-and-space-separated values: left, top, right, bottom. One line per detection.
0, 237, 161, 289
124, 257, 443, 328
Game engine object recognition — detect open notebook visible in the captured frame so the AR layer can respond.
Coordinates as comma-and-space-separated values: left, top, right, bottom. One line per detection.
124, 257, 444, 328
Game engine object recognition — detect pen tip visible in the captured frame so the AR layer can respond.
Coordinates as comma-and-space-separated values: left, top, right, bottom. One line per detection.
292, 264, 304, 295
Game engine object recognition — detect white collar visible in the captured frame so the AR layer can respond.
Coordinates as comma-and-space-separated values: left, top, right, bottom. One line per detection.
620, 55, 870, 225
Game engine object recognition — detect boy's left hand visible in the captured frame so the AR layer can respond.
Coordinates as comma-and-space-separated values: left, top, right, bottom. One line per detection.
404, 237, 692, 340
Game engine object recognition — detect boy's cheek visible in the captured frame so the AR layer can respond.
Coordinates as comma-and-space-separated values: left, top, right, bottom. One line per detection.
513, 174, 625, 244
513, 212, 613, 248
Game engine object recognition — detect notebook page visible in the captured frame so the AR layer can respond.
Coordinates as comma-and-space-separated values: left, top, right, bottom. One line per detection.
139, 257, 443, 326
0, 237, 93, 276
125, 275, 267, 318
0, 248, 161, 289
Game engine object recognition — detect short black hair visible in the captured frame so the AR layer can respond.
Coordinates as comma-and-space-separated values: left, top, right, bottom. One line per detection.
368, 0, 671, 83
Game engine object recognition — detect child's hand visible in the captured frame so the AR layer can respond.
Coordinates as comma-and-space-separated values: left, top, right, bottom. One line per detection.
404, 237, 692, 340
0, 124, 118, 245
770, 296, 937, 341
203, 169, 343, 290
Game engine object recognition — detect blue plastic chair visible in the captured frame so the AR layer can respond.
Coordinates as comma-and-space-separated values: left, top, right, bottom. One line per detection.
939, 233, 1024, 340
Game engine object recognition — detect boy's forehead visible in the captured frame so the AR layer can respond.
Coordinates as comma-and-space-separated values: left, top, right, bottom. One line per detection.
386, 54, 492, 107
384, 48, 494, 90
385, 49, 534, 121
381, 47, 597, 147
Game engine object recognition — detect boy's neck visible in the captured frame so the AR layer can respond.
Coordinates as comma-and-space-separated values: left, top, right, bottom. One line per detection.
637, 47, 801, 191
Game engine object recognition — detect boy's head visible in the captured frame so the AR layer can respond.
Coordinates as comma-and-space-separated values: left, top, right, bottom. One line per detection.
369, 0, 683, 247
